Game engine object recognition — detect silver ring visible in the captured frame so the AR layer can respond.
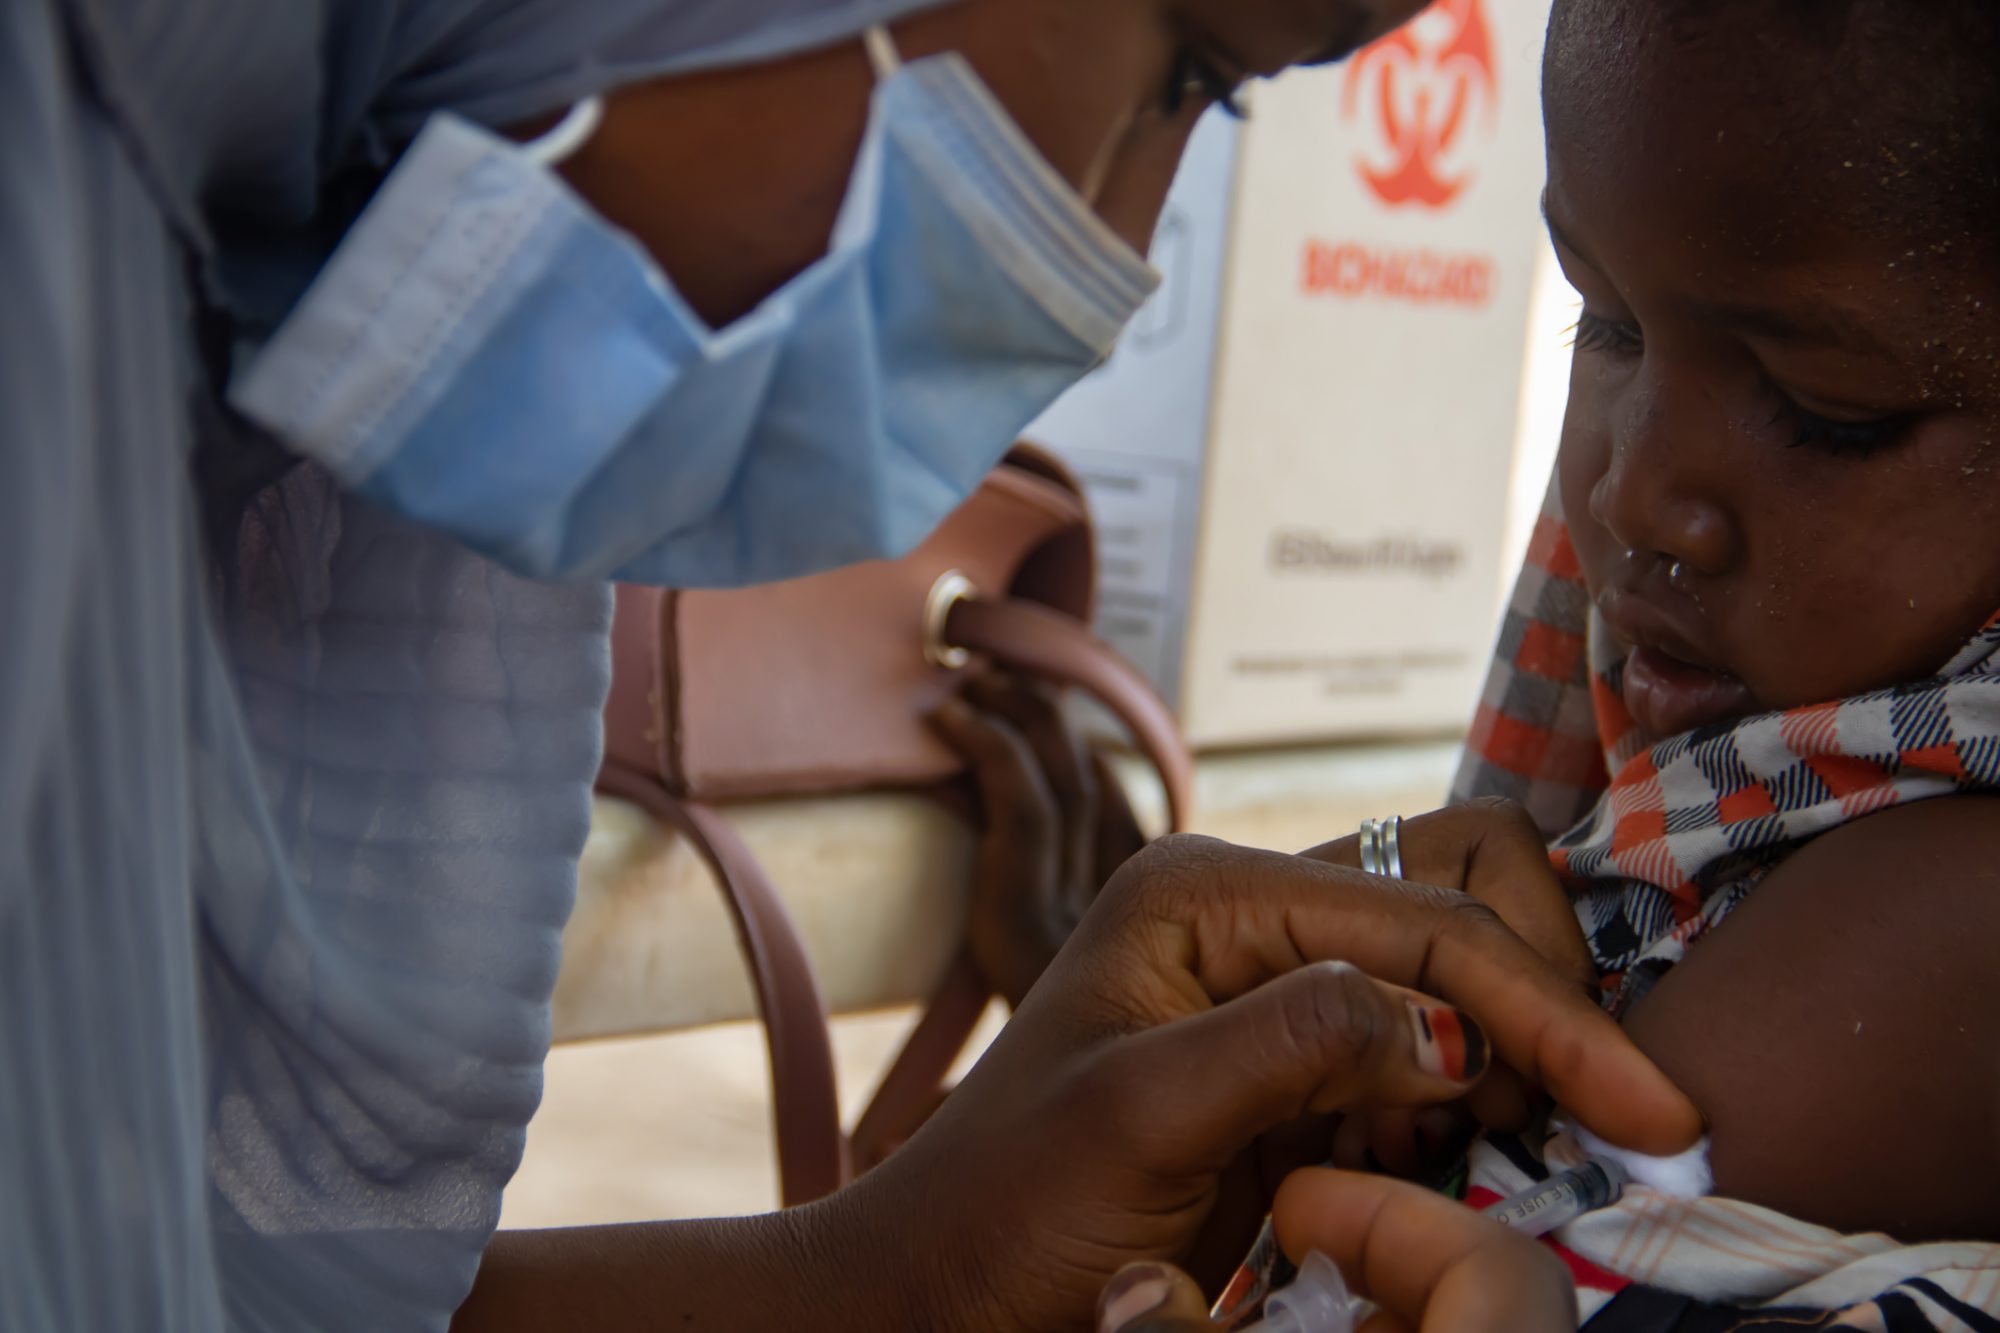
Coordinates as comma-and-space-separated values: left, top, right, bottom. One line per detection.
1358, 816, 1405, 879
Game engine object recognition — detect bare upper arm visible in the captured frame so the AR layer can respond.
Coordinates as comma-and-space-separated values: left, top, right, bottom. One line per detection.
1621, 795, 2000, 1241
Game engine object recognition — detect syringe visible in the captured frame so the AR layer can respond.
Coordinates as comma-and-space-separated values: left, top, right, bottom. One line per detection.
1231, 1252, 1360, 1333
1482, 1156, 1628, 1238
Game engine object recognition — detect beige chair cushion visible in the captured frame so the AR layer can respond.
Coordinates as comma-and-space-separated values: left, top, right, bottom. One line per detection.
553, 740, 1461, 1044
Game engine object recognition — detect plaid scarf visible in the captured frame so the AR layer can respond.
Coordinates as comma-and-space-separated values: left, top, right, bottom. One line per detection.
1451, 477, 2000, 996
1451, 477, 2000, 1327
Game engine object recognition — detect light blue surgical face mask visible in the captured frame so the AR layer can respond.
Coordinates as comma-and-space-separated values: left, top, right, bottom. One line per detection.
231, 29, 1158, 588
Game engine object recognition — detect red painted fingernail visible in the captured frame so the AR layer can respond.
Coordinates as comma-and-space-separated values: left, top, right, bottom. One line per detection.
1409, 1003, 1489, 1082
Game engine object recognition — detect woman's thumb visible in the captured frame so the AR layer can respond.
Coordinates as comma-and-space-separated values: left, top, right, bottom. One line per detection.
1098, 1262, 1211, 1332
1098, 962, 1489, 1164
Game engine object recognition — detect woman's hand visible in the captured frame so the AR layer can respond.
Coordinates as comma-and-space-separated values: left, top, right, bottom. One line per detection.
932, 672, 1149, 1009
1304, 798, 1597, 992
1305, 799, 1601, 1170
457, 835, 1685, 1333
1099, 1170, 1575, 1333
839, 834, 1699, 1333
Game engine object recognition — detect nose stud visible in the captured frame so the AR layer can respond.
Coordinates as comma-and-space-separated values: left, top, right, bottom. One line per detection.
1625, 549, 1691, 587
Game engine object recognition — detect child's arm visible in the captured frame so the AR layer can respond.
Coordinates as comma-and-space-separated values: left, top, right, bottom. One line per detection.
1622, 795, 2000, 1242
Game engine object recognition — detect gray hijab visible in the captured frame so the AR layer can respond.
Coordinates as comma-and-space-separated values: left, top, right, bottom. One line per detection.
0, 3, 943, 1331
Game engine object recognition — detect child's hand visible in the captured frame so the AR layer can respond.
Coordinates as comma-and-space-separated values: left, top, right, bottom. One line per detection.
931, 671, 1150, 1009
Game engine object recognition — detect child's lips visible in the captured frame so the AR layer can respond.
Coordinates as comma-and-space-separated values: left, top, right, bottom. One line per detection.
1597, 587, 1759, 736
1622, 645, 1759, 737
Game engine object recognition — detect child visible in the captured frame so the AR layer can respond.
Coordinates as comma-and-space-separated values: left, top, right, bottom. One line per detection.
1438, 0, 2000, 1324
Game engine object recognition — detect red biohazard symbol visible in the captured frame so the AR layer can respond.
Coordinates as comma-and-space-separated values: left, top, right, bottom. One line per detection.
1341, 0, 1500, 210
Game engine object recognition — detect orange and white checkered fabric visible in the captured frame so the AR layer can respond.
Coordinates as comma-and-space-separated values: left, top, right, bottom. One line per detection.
1452, 473, 2000, 992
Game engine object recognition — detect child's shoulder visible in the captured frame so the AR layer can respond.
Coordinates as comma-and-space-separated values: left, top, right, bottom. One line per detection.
1622, 795, 2000, 1243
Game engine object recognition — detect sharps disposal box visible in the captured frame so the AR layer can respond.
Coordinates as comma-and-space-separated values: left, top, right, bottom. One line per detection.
1029, 0, 1551, 748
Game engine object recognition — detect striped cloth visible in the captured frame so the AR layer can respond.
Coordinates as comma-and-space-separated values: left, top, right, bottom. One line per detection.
1468, 1131, 2000, 1332
1449, 475, 2000, 1328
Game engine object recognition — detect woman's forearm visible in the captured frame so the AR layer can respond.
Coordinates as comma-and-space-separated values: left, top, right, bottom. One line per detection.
452, 1189, 930, 1332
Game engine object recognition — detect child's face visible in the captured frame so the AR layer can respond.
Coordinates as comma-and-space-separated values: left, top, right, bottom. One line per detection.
1544, 1, 2000, 737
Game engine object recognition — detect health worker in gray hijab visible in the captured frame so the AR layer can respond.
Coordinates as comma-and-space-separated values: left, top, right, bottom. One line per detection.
0, 1, 1700, 1330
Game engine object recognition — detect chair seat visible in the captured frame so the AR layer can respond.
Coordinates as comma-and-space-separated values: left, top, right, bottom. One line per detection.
553, 739, 1462, 1043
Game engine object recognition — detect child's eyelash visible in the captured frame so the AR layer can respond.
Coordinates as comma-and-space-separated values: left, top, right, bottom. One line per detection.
1164, 48, 1248, 120
1780, 405, 1913, 459
1569, 310, 1909, 459
1571, 311, 1643, 356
